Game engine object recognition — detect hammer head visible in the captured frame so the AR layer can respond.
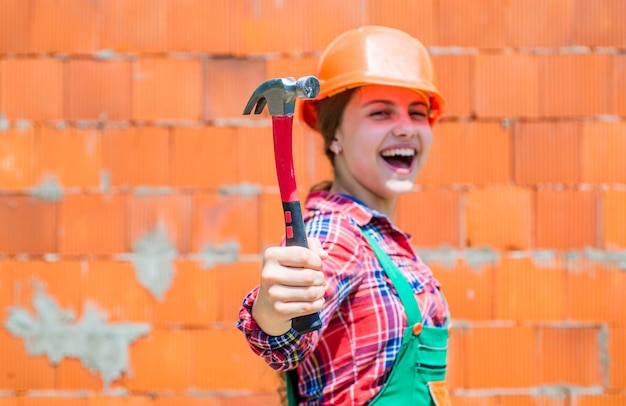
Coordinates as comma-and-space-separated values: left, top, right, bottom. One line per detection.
243, 76, 320, 116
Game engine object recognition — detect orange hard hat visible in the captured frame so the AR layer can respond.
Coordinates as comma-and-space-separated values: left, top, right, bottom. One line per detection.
299, 25, 445, 129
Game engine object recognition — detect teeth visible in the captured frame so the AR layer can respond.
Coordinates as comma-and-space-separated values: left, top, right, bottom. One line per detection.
381, 148, 415, 157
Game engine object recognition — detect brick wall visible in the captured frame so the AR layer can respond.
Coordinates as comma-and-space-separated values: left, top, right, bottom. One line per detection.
0, 1, 625, 405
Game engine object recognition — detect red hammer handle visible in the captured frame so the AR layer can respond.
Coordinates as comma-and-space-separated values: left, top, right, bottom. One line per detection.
272, 116, 322, 334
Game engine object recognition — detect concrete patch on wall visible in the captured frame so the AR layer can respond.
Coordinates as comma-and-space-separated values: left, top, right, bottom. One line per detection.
125, 227, 178, 301
195, 240, 240, 270
564, 248, 626, 272
416, 246, 500, 271
0, 114, 9, 132
29, 175, 64, 202
218, 182, 261, 197
4, 285, 150, 387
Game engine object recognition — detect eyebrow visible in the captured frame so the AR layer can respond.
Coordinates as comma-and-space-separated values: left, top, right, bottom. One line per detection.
362, 99, 429, 108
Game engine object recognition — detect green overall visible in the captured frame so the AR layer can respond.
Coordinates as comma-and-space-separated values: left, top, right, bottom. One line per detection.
363, 231, 451, 405
287, 230, 451, 405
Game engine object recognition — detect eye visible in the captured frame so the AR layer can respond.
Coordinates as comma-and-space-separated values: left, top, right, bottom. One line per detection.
410, 109, 429, 122
369, 109, 391, 119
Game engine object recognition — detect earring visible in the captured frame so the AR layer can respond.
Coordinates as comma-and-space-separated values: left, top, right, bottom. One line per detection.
331, 142, 342, 154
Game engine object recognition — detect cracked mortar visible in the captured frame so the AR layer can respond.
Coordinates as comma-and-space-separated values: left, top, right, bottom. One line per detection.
4, 284, 150, 387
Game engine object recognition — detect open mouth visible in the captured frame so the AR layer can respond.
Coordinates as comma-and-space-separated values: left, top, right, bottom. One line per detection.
380, 148, 416, 169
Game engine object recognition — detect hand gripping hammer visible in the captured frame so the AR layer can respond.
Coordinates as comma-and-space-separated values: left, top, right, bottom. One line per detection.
243, 76, 322, 334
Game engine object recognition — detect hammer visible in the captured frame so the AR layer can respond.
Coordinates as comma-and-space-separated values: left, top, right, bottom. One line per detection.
243, 76, 322, 334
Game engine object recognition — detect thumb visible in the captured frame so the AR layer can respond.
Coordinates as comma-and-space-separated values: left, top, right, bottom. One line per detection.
307, 237, 329, 260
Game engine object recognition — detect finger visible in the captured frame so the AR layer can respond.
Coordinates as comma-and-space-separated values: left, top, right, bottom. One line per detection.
272, 295, 325, 317
262, 265, 325, 288
268, 284, 326, 304
264, 245, 324, 270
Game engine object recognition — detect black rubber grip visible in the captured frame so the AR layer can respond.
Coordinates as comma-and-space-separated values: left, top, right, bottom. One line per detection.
282, 201, 322, 334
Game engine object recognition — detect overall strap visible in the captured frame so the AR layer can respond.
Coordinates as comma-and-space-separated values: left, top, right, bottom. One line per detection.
361, 229, 422, 326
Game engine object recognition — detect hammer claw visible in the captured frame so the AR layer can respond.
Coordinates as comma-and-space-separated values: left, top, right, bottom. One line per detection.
243, 76, 320, 117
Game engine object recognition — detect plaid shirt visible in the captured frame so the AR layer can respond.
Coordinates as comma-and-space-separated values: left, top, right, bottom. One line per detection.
237, 191, 449, 405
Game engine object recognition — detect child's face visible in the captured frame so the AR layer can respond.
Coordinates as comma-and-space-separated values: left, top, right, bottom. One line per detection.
332, 85, 433, 205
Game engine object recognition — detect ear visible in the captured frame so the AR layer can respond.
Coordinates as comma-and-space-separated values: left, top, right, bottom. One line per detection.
330, 139, 343, 154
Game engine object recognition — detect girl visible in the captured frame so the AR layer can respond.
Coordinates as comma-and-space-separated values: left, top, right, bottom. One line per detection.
238, 26, 451, 406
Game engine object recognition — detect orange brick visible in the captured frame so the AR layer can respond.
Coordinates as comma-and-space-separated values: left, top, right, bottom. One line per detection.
0, 127, 35, 189
367, 0, 436, 45
514, 121, 584, 185
301, 0, 364, 53
127, 328, 190, 391
465, 187, 533, 250
540, 54, 611, 117
67, 59, 132, 121
219, 394, 281, 406
153, 396, 220, 406
133, 58, 202, 121
259, 190, 286, 250
449, 396, 497, 406
266, 57, 320, 83
565, 259, 626, 324
35, 126, 102, 188
613, 55, 626, 116
396, 188, 461, 247
236, 125, 278, 187
100, 0, 167, 52
446, 322, 468, 389
538, 325, 604, 386
204, 59, 266, 120
102, 126, 170, 187
192, 328, 282, 391
466, 326, 537, 388
58, 193, 127, 255
609, 327, 626, 390
55, 357, 101, 390
192, 191, 260, 256
0, 58, 63, 120
21, 397, 87, 406
0, 0, 29, 53
437, 0, 506, 48
170, 126, 239, 188
233, 0, 306, 54
602, 189, 626, 249
216, 262, 261, 323
431, 55, 472, 119
29, 0, 97, 53
582, 122, 626, 184
497, 396, 566, 406
428, 259, 494, 320
0, 397, 18, 406
0, 328, 55, 390
0, 259, 15, 311
88, 395, 155, 406
535, 189, 598, 250
495, 255, 566, 321
506, 0, 573, 48
152, 259, 218, 326
128, 193, 192, 255
83, 260, 151, 322
473, 54, 540, 118
0, 195, 58, 255
572, 0, 626, 47
438, 121, 511, 185
576, 394, 626, 406
166, 0, 234, 54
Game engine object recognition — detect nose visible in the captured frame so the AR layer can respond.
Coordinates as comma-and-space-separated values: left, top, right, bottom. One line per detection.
391, 113, 418, 138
